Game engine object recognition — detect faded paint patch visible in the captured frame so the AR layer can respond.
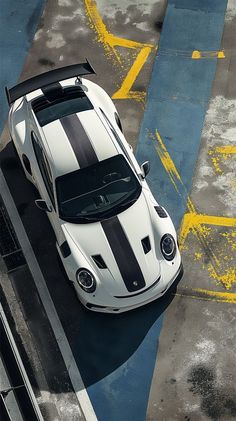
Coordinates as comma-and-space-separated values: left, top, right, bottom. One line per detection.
225, 0, 236, 21
38, 390, 81, 420
96, 0, 162, 19
176, 338, 217, 381
58, 0, 73, 6
212, 172, 236, 207
135, 21, 151, 32
193, 339, 216, 364
35, 28, 43, 41
202, 96, 236, 140
46, 33, 66, 49
119, 108, 140, 134
95, 0, 164, 44
42, 3, 89, 54
52, 6, 87, 30
193, 95, 236, 216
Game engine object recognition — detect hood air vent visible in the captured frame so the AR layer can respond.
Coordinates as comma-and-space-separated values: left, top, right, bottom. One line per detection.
141, 236, 151, 254
92, 254, 107, 269
154, 206, 167, 218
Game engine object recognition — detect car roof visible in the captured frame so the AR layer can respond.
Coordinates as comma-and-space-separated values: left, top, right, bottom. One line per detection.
40, 108, 118, 179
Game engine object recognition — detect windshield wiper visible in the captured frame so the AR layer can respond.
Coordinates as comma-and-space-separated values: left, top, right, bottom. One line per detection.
118, 197, 137, 208
78, 215, 103, 221
60, 214, 102, 222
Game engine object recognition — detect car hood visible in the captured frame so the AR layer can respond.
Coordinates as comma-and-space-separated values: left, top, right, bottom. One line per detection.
63, 193, 161, 296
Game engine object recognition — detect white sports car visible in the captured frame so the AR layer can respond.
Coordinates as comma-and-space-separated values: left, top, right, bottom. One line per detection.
6, 61, 183, 313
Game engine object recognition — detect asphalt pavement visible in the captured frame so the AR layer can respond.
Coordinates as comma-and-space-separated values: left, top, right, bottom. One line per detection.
0, 1, 235, 421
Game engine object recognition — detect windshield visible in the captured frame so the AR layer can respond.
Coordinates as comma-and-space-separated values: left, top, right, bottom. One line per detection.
56, 155, 141, 223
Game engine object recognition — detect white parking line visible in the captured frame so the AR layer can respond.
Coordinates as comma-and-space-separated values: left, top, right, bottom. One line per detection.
0, 169, 98, 421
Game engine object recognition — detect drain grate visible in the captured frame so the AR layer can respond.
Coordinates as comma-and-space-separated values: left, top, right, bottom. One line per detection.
0, 195, 26, 271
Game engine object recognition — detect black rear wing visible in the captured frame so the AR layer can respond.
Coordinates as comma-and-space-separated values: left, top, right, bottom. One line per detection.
5, 60, 95, 105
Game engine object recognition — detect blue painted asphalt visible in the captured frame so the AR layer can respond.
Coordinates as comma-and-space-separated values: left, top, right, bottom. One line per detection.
86, 1, 228, 421
0, 0, 45, 133
136, 0, 228, 229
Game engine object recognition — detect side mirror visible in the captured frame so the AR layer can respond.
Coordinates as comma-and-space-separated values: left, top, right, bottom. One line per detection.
35, 199, 52, 212
141, 161, 150, 178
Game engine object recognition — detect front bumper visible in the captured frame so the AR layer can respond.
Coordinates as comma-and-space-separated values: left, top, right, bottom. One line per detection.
82, 262, 184, 314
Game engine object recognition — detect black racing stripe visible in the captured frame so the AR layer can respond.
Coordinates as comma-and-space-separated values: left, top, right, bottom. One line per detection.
60, 114, 98, 168
101, 216, 146, 292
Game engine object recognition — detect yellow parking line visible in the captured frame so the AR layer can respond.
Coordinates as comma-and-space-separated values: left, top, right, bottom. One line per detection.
192, 50, 225, 59
176, 287, 236, 304
84, 0, 155, 101
112, 46, 153, 101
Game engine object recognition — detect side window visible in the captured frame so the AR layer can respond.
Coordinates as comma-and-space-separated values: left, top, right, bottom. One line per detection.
31, 132, 55, 208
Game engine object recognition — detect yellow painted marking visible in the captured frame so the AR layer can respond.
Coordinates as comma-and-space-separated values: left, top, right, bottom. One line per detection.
218, 51, 225, 58
179, 213, 236, 288
200, 215, 236, 227
195, 252, 202, 260
222, 231, 236, 251
215, 145, 236, 154
176, 288, 236, 304
209, 145, 236, 174
84, 0, 155, 101
192, 50, 201, 59
182, 213, 236, 229
112, 46, 153, 101
192, 50, 225, 59
150, 129, 236, 289
153, 130, 181, 190
207, 266, 236, 290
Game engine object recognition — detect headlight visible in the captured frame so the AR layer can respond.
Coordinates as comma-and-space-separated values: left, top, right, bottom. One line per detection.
161, 234, 176, 261
76, 269, 96, 293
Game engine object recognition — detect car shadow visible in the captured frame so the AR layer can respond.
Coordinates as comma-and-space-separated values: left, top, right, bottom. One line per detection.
0, 141, 181, 390
73, 282, 178, 387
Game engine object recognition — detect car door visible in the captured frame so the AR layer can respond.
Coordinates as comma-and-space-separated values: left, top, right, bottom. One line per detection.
31, 131, 62, 243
